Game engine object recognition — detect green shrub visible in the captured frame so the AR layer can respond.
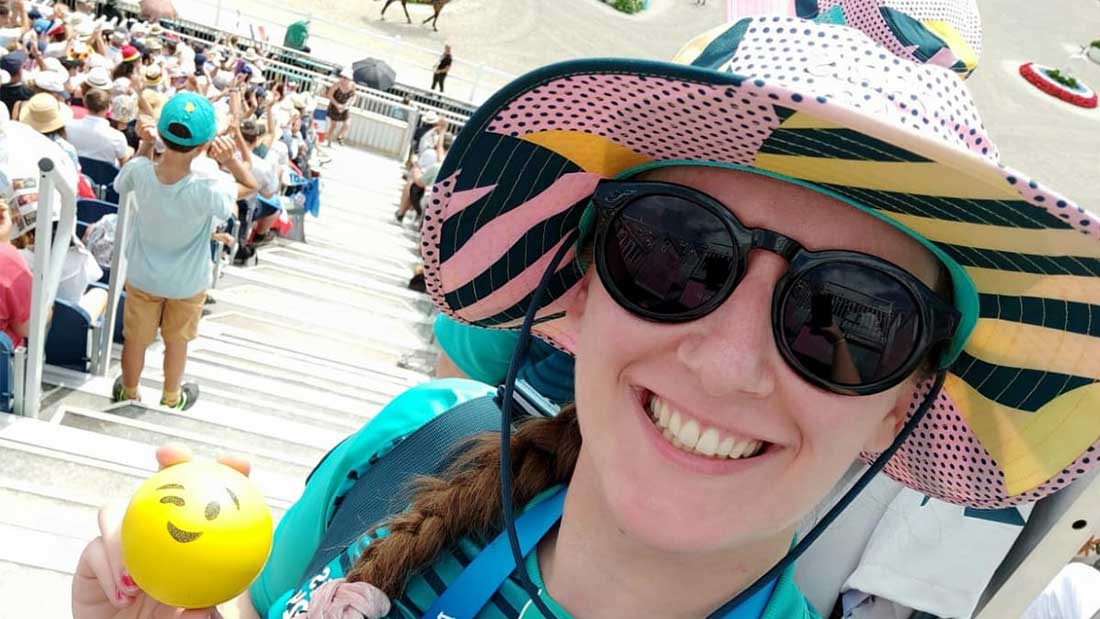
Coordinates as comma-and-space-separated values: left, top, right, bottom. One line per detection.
1046, 68, 1081, 90
1090, 40, 1100, 49
612, 0, 646, 13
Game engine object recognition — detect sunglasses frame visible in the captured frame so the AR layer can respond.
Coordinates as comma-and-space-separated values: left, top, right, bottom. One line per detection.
591, 180, 960, 396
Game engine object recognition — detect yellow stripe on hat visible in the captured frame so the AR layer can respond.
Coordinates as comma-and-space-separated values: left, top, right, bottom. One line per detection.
965, 267, 1100, 307
672, 22, 735, 65
965, 319, 1100, 380
923, 20, 979, 73
754, 153, 1021, 200
882, 212, 1100, 258
946, 374, 1100, 495
521, 130, 652, 178
777, 113, 847, 131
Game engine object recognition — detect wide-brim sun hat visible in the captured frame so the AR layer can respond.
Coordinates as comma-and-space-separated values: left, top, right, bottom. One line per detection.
31, 70, 68, 94
83, 66, 112, 91
19, 92, 73, 133
144, 66, 164, 86
422, 9, 1100, 510
141, 90, 166, 120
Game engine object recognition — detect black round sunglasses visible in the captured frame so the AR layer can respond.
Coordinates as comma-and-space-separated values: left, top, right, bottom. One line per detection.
591, 180, 960, 396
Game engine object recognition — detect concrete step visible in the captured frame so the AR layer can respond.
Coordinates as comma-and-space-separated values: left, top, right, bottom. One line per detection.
0, 561, 74, 617
56, 408, 317, 480
218, 263, 433, 327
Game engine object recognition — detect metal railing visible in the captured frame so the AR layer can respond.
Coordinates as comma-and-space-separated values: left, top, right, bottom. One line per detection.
97, 192, 135, 379
17, 157, 79, 418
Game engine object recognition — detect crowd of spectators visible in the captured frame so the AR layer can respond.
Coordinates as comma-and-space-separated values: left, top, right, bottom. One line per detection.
0, 0, 332, 406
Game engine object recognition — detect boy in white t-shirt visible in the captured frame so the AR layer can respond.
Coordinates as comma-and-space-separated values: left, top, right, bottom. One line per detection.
112, 92, 256, 410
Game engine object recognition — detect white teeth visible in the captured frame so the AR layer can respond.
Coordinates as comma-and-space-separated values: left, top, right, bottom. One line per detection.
716, 436, 735, 458
644, 393, 766, 461
678, 419, 700, 451
695, 427, 719, 457
669, 411, 682, 436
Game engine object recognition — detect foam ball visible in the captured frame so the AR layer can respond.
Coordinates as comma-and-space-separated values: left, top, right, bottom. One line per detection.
121, 461, 273, 608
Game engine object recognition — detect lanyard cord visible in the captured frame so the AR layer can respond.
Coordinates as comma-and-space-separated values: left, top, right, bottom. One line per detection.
707, 370, 947, 618
499, 228, 580, 619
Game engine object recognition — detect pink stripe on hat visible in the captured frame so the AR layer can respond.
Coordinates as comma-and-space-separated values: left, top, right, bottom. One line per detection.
453, 235, 577, 323
444, 183, 496, 219
439, 172, 599, 293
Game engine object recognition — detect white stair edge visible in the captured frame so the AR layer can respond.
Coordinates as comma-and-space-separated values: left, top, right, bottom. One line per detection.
0, 521, 85, 575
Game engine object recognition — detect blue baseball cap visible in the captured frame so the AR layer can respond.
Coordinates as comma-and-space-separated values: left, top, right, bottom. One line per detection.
0, 51, 27, 74
33, 18, 51, 34
157, 92, 217, 147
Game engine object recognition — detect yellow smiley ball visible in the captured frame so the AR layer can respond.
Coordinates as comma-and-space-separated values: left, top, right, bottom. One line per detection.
121, 461, 273, 609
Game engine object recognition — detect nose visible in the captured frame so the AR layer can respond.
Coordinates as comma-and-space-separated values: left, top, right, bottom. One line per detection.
676, 250, 783, 399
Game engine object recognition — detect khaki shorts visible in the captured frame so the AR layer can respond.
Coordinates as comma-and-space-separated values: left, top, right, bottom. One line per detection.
123, 285, 206, 345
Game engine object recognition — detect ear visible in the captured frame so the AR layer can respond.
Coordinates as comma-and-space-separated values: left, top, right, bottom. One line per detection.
565, 267, 595, 322
862, 382, 915, 454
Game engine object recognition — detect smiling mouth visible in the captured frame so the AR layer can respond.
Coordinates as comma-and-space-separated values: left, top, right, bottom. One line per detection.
642, 390, 770, 460
166, 521, 203, 544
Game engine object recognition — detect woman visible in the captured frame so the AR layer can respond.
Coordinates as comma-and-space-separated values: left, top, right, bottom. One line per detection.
73, 5, 1100, 619
325, 68, 355, 147
18, 92, 79, 170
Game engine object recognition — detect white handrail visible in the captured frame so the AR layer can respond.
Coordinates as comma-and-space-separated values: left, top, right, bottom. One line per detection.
19, 157, 78, 418
96, 191, 136, 378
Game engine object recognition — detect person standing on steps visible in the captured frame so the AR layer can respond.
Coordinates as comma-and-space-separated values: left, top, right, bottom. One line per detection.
431, 44, 451, 93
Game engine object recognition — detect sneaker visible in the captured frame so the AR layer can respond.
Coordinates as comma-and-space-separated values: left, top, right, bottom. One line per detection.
111, 376, 136, 403
162, 383, 200, 411
253, 231, 276, 247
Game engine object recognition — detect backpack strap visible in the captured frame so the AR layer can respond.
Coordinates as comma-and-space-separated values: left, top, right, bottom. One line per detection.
300, 395, 502, 578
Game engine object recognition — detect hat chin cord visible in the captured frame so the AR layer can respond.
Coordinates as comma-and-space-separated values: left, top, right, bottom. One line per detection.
496, 227, 947, 618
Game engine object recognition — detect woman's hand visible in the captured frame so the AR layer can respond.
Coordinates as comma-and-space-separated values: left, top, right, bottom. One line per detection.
72, 444, 252, 619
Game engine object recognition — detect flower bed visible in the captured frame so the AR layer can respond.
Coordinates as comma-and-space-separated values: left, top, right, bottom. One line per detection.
1018, 62, 1098, 109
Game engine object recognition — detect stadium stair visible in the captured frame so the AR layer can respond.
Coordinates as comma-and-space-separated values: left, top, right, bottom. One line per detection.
0, 146, 435, 615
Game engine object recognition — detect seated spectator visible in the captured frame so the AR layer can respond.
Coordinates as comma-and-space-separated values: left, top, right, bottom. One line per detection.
19, 93, 80, 170
0, 199, 31, 347
0, 51, 34, 117
66, 88, 132, 166
239, 112, 281, 246
82, 212, 116, 269
12, 221, 106, 318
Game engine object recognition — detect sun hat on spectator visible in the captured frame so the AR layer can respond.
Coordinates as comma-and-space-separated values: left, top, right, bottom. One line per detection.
74, 20, 96, 42
67, 41, 91, 63
212, 71, 233, 92
19, 92, 72, 133
290, 93, 308, 110
109, 31, 128, 47
83, 66, 112, 91
421, 110, 440, 125
42, 57, 65, 74
158, 91, 216, 147
339, 67, 353, 80
0, 51, 27, 75
243, 48, 261, 64
149, 24, 165, 37
111, 77, 131, 94
110, 93, 137, 124
31, 71, 68, 95
146, 38, 164, 53
121, 45, 141, 63
423, 9, 1100, 510
144, 65, 164, 86
141, 90, 166, 120
131, 21, 149, 37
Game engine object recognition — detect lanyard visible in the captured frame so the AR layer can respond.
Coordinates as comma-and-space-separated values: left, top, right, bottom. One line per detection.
421, 487, 778, 619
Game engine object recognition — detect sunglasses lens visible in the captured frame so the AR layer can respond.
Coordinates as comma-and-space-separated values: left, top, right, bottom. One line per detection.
602, 195, 738, 318
780, 262, 924, 389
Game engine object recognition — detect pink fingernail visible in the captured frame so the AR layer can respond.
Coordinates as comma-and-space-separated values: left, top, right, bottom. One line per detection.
116, 589, 126, 601
121, 574, 136, 588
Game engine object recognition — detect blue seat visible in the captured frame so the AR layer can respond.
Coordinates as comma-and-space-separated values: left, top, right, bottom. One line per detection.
45, 299, 94, 372
78, 158, 121, 204
76, 199, 118, 225
0, 332, 14, 413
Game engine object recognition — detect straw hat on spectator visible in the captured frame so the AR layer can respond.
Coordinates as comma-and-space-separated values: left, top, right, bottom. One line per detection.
19, 93, 72, 133
110, 93, 137, 124
109, 31, 128, 47
149, 24, 165, 37
290, 93, 308, 110
145, 38, 164, 53
112, 77, 131, 95
42, 57, 65, 74
243, 48, 261, 64
74, 20, 96, 42
83, 66, 112, 91
31, 71, 68, 95
421, 110, 440, 125
144, 65, 164, 87
141, 90, 165, 119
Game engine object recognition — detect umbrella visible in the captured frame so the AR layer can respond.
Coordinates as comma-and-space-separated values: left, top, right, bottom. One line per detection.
351, 58, 396, 91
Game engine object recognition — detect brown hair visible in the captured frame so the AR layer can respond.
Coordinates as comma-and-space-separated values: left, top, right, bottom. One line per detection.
84, 89, 111, 114
346, 405, 582, 597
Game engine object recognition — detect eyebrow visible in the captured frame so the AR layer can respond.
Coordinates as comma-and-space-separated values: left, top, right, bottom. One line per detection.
226, 487, 240, 510
156, 484, 185, 490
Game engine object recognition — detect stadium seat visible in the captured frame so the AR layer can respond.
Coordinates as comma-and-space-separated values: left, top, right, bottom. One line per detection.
44, 299, 95, 372
0, 332, 14, 413
78, 158, 121, 204
76, 199, 119, 224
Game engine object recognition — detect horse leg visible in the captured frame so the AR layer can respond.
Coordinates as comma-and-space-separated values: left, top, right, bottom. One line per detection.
402, 0, 412, 23
381, 0, 396, 18
422, 10, 438, 31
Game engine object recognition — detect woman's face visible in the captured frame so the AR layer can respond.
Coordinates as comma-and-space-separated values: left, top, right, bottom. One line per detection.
570, 166, 942, 556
